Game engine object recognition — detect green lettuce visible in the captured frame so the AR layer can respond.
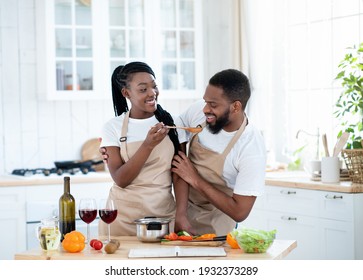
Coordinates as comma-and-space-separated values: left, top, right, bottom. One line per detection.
231, 228, 276, 253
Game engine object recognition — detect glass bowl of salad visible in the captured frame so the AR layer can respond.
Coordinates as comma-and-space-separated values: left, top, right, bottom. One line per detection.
231, 228, 276, 253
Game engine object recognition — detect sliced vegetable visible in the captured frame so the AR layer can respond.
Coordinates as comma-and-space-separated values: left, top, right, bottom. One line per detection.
177, 230, 191, 236
226, 233, 239, 249
194, 233, 217, 240
178, 235, 193, 241
168, 232, 179, 240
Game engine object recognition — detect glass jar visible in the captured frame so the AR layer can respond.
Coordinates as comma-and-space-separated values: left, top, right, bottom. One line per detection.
36, 217, 61, 251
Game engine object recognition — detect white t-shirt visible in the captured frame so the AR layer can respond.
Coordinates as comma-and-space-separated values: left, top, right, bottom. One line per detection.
101, 114, 159, 147
175, 100, 266, 196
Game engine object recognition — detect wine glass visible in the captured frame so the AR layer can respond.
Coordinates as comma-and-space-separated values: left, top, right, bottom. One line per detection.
78, 198, 97, 246
99, 198, 117, 243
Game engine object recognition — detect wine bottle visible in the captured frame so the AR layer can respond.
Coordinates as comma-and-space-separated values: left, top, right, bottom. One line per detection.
59, 176, 76, 241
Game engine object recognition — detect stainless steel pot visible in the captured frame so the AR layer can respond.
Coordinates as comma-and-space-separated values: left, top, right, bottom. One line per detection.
134, 217, 171, 242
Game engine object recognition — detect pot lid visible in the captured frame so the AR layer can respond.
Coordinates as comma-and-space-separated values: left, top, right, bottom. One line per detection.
134, 217, 171, 224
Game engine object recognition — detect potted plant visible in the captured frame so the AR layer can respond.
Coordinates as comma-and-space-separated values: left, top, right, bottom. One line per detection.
334, 42, 363, 149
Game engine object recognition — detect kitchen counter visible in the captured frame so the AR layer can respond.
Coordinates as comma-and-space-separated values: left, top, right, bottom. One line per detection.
1, 171, 361, 193
265, 171, 363, 193
14, 236, 297, 260
0, 172, 113, 187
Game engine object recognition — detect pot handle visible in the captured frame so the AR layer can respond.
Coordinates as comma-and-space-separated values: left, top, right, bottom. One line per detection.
144, 216, 157, 219
147, 222, 162, 230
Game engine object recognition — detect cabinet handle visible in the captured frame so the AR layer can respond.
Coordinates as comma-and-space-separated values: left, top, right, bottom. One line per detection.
324, 194, 343, 200
281, 216, 297, 221
280, 190, 297, 195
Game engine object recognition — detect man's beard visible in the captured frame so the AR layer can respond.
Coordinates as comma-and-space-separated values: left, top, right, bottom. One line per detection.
206, 108, 230, 134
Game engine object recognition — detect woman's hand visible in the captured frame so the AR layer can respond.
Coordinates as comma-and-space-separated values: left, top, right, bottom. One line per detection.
174, 213, 196, 236
142, 123, 169, 150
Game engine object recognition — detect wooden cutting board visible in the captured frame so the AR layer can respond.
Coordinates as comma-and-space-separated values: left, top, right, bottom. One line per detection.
161, 240, 224, 247
81, 138, 104, 171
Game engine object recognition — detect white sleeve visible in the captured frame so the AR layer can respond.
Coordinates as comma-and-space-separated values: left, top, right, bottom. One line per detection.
100, 118, 121, 147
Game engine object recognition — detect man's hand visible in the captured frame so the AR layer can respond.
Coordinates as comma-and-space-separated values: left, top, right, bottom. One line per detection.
171, 151, 200, 188
98, 137, 109, 164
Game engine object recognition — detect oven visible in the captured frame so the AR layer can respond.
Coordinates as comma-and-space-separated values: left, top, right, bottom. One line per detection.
26, 201, 100, 250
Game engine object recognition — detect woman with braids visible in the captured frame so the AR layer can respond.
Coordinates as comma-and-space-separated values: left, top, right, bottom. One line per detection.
99, 62, 180, 236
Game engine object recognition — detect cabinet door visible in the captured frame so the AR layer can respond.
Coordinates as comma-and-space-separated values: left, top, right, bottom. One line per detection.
36, 0, 204, 100
319, 219, 354, 260
36, 0, 106, 100
0, 188, 26, 260
266, 211, 322, 260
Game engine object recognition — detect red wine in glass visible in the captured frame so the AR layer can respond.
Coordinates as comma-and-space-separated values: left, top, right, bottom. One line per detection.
79, 209, 97, 224
99, 209, 117, 224
78, 198, 97, 246
99, 199, 117, 243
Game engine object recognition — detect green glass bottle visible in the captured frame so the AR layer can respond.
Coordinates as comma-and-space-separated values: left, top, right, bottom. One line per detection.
59, 176, 75, 241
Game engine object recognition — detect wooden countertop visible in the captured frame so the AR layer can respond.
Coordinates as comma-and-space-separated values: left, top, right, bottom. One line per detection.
2, 170, 361, 193
0, 172, 113, 187
14, 236, 297, 260
265, 171, 363, 193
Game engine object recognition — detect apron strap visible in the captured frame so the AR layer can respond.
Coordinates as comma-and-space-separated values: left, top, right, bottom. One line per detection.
120, 111, 130, 162
221, 114, 248, 157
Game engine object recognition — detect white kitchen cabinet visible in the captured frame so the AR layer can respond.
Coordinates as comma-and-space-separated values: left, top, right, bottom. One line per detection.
241, 185, 363, 260
0, 187, 27, 260
0, 179, 112, 260
36, 0, 203, 101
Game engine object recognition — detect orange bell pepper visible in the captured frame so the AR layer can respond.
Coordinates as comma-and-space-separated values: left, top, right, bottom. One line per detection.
62, 231, 86, 253
195, 233, 217, 240
226, 232, 240, 249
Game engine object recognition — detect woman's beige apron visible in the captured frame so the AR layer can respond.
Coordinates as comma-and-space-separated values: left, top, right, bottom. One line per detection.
187, 116, 247, 236
99, 111, 176, 236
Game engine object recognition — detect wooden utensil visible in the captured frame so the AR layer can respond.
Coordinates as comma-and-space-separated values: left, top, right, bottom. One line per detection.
165, 126, 203, 133
81, 138, 104, 171
322, 133, 330, 157
333, 132, 350, 157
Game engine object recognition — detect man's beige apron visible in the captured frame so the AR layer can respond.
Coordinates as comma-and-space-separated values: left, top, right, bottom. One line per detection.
187, 116, 247, 236
99, 111, 176, 236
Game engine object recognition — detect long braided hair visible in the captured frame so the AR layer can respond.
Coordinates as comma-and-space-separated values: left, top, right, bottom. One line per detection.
111, 62, 180, 154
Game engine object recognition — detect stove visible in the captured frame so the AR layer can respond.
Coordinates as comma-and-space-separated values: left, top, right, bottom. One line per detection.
12, 160, 103, 177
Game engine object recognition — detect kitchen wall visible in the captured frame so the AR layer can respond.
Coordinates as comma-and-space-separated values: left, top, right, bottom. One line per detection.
244, 0, 363, 166
0, 0, 238, 175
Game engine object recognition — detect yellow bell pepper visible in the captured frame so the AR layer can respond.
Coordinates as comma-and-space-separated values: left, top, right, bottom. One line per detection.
62, 231, 85, 253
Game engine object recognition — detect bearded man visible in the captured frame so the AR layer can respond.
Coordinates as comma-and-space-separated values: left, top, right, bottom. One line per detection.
172, 69, 266, 236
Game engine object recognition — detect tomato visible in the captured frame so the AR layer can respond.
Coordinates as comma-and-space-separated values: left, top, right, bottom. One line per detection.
93, 240, 103, 250
178, 235, 193, 241
90, 239, 98, 248
168, 232, 179, 241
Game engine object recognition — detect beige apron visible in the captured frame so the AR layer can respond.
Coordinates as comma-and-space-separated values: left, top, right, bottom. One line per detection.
99, 111, 176, 236
187, 116, 247, 236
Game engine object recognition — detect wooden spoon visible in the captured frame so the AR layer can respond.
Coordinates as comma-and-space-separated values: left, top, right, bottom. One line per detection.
333, 132, 350, 157
166, 125, 203, 133
322, 133, 330, 157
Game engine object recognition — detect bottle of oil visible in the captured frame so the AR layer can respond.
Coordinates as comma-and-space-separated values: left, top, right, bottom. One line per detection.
59, 176, 75, 241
